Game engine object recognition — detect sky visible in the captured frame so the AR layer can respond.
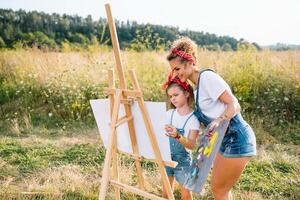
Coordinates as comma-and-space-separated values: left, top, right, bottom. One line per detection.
1, 0, 299, 46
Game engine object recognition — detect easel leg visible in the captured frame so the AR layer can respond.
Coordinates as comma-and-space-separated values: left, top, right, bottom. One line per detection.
108, 70, 120, 199
112, 139, 120, 199
99, 90, 122, 200
136, 98, 175, 200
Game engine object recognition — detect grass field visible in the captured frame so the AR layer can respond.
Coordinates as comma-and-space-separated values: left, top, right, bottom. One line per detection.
0, 48, 299, 199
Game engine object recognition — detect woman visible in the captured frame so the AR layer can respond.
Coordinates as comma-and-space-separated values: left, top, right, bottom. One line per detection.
166, 37, 257, 200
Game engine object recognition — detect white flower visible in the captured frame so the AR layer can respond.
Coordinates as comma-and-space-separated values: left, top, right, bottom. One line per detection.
48, 113, 53, 117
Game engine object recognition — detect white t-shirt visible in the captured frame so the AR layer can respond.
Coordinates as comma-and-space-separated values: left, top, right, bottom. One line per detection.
165, 109, 200, 152
194, 71, 237, 119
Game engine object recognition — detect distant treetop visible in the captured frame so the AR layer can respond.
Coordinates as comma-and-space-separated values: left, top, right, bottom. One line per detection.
0, 8, 260, 51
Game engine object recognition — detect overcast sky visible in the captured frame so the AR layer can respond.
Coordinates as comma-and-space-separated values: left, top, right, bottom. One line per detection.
1, 0, 299, 46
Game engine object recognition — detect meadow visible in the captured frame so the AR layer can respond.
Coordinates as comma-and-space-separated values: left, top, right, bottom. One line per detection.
0, 48, 299, 199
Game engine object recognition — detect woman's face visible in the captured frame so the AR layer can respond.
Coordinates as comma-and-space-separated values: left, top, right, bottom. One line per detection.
169, 58, 193, 82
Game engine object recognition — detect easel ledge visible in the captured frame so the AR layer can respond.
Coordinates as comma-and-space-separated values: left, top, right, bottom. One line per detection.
117, 148, 177, 168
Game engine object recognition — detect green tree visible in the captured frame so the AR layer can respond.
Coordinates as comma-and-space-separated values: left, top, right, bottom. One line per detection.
0, 8, 258, 50
2, 24, 14, 44
237, 40, 257, 52
0, 36, 5, 48
221, 43, 232, 51
13, 31, 56, 49
205, 43, 221, 51
69, 33, 89, 45
129, 26, 167, 51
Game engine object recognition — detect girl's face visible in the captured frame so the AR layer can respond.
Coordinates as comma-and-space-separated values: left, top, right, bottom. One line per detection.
169, 57, 194, 82
167, 86, 189, 108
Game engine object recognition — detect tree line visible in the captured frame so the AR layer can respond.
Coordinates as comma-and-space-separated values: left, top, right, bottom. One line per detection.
0, 9, 261, 51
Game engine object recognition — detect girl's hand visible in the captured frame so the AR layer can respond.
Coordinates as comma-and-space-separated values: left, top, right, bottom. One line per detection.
164, 124, 178, 138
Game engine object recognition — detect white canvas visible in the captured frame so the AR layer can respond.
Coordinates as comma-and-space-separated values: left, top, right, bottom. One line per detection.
90, 99, 172, 162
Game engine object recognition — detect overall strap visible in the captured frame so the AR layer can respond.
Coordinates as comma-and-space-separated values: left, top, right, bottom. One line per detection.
181, 113, 195, 130
170, 109, 176, 125
195, 68, 215, 107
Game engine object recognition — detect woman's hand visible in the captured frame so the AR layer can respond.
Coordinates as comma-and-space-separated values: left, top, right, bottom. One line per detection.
207, 118, 223, 133
164, 124, 179, 138
208, 89, 240, 133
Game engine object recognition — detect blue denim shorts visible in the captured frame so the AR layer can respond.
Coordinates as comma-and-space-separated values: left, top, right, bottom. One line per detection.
219, 124, 257, 158
165, 154, 192, 185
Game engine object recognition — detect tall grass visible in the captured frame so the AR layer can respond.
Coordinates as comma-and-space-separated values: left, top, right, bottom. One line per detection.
0, 48, 299, 143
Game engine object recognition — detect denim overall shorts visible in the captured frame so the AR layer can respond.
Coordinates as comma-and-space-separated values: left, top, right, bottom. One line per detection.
165, 110, 194, 183
193, 69, 257, 158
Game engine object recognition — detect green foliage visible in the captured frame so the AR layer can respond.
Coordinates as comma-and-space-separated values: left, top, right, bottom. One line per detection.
0, 9, 245, 51
0, 134, 299, 199
63, 191, 97, 200
13, 31, 56, 50
239, 160, 300, 199
62, 144, 105, 166
61, 40, 72, 52
221, 43, 232, 51
269, 43, 300, 51
0, 50, 299, 144
0, 139, 106, 175
69, 33, 90, 45
0, 46, 299, 199
0, 36, 5, 48
204, 43, 221, 51
0, 141, 45, 173
237, 40, 258, 52
229, 66, 299, 122
129, 26, 170, 52
0, 75, 106, 132
221, 52, 300, 144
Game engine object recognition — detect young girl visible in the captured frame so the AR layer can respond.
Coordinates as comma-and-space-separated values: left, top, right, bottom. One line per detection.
162, 74, 200, 200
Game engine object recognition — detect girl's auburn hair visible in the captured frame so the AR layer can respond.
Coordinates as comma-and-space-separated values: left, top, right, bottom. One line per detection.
166, 82, 195, 109
167, 36, 198, 65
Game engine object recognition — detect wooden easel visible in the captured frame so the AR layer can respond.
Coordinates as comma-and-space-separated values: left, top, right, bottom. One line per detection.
98, 4, 175, 200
